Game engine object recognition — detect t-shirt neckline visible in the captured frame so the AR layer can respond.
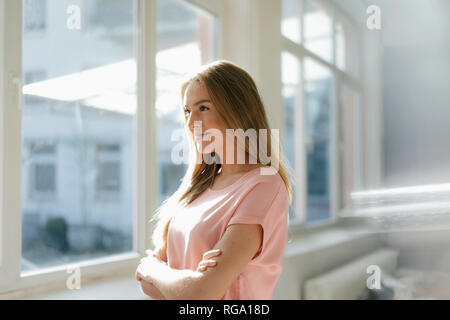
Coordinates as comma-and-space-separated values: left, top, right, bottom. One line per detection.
207, 166, 270, 193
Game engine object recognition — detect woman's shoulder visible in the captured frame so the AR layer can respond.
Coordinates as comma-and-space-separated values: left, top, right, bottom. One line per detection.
245, 165, 284, 187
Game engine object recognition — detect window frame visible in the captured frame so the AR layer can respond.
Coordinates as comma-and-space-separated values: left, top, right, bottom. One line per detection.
0, 0, 22, 289
0, 0, 224, 295
282, 0, 363, 228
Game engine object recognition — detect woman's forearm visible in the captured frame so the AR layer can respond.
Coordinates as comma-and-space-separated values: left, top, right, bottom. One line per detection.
143, 259, 203, 300
140, 278, 167, 300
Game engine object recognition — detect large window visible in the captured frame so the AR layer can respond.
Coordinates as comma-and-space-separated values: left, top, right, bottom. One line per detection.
282, 0, 361, 224
21, 0, 137, 271
1, 0, 222, 294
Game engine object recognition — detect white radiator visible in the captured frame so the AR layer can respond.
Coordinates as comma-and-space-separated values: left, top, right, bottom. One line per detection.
304, 248, 399, 299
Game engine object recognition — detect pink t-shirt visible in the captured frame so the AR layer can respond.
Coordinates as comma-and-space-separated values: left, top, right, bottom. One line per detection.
166, 166, 289, 300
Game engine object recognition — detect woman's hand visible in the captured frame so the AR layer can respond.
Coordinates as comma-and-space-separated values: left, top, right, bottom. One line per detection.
136, 250, 168, 299
147, 246, 167, 264
139, 278, 166, 300
196, 249, 222, 272
136, 250, 166, 282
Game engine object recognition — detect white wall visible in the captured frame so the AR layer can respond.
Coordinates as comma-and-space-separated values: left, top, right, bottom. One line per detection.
370, 0, 450, 187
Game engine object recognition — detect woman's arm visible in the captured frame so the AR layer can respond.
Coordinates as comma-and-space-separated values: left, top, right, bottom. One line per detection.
135, 223, 263, 300
136, 248, 168, 299
139, 278, 167, 300
137, 247, 221, 299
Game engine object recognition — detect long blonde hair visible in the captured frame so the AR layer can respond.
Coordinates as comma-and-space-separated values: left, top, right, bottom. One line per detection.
151, 60, 295, 251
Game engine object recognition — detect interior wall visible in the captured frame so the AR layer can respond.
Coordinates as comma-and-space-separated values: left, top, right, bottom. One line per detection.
376, 0, 450, 187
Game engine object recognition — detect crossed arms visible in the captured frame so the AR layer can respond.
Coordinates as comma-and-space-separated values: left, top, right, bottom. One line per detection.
135, 223, 263, 300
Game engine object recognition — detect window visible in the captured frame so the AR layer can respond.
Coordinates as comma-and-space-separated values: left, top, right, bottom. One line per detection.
303, 0, 333, 62
1, 0, 223, 294
281, 0, 302, 43
335, 13, 358, 76
28, 142, 57, 199
304, 57, 332, 222
281, 0, 361, 224
24, 70, 46, 105
156, 0, 218, 205
23, 0, 46, 33
84, 0, 134, 32
20, 0, 137, 272
96, 144, 121, 197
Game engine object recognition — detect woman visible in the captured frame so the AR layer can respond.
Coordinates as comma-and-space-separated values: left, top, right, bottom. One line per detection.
136, 60, 293, 300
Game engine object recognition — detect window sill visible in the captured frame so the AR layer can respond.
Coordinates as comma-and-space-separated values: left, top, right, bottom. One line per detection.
0, 252, 144, 299
15, 272, 149, 300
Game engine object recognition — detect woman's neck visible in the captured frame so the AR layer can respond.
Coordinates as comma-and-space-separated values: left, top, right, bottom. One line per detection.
218, 163, 264, 177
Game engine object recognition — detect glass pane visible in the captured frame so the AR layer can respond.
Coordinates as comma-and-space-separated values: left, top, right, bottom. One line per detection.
303, 0, 332, 62
282, 51, 300, 222
156, 0, 218, 205
21, 0, 137, 271
336, 15, 357, 75
281, 0, 302, 43
338, 84, 361, 212
23, 0, 46, 32
304, 57, 332, 222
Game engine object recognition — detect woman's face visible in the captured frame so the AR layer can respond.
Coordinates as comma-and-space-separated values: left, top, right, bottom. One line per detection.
183, 81, 226, 156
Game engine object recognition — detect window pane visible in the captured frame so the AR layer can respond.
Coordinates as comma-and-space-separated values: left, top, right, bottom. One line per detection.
21, 0, 137, 271
35, 164, 56, 192
23, 0, 46, 32
156, 0, 218, 205
304, 57, 332, 222
303, 0, 332, 62
86, 0, 133, 30
281, 0, 302, 43
282, 51, 300, 222
336, 15, 358, 76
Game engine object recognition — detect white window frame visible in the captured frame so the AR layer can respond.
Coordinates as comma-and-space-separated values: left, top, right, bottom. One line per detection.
281, 0, 364, 229
0, 0, 22, 289
0, 0, 224, 296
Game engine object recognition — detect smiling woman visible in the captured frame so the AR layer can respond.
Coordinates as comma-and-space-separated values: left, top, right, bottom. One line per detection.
136, 60, 294, 300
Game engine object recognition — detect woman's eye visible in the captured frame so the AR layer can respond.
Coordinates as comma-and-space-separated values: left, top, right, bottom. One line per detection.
184, 108, 190, 115
200, 106, 209, 111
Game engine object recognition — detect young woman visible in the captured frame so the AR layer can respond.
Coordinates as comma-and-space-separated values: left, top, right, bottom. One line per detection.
136, 60, 293, 300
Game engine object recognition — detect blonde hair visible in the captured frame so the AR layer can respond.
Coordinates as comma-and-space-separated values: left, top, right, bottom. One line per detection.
151, 60, 295, 251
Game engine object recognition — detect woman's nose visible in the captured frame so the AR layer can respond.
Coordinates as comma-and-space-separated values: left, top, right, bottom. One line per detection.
188, 114, 202, 133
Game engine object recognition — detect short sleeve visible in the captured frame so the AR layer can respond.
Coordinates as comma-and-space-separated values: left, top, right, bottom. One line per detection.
226, 178, 288, 260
